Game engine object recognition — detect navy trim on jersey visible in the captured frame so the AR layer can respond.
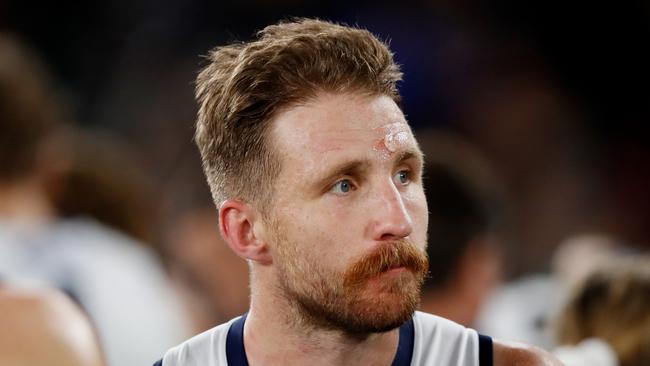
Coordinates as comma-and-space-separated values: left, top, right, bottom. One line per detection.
152, 359, 162, 366
226, 313, 249, 366
478, 334, 493, 366
224, 314, 414, 366
391, 317, 414, 366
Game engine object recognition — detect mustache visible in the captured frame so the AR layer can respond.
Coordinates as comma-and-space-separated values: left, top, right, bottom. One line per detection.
343, 239, 428, 286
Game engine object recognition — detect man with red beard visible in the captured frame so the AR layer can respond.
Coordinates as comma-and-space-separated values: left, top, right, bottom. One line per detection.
155, 18, 561, 366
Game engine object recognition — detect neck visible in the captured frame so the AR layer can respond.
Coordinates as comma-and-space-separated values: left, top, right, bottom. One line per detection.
243, 272, 400, 366
0, 180, 55, 224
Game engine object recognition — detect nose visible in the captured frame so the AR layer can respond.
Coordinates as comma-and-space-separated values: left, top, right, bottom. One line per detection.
366, 179, 414, 241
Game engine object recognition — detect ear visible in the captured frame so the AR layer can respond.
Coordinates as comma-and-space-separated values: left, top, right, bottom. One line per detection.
219, 199, 272, 265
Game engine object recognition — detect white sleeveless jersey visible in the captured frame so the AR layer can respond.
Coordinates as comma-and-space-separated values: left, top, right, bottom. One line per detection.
156, 311, 493, 366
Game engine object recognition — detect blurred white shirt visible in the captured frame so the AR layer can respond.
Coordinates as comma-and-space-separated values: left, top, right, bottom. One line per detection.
476, 274, 567, 349
0, 218, 191, 366
553, 338, 619, 366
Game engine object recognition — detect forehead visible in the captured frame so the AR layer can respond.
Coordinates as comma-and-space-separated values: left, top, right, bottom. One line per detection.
271, 92, 413, 158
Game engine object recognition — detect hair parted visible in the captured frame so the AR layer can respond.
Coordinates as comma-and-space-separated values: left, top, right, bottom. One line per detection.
195, 18, 403, 210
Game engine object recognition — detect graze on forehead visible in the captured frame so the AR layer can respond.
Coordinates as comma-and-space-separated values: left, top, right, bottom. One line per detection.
373, 122, 414, 156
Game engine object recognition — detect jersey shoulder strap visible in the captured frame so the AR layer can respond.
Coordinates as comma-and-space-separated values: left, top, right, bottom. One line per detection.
478, 334, 493, 366
160, 316, 240, 366
411, 311, 492, 366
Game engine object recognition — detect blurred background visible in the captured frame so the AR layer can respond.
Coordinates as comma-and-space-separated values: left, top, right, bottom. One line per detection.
1, 1, 649, 365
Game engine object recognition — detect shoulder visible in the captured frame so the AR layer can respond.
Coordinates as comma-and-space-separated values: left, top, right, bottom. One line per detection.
0, 286, 91, 336
413, 310, 473, 334
0, 286, 105, 366
493, 340, 564, 366
161, 317, 239, 366
412, 311, 482, 365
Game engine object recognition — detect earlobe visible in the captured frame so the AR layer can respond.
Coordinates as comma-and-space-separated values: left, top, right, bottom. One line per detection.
219, 200, 272, 265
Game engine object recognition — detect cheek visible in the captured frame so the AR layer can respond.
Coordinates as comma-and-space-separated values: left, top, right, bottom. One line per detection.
273, 202, 349, 262
404, 186, 428, 246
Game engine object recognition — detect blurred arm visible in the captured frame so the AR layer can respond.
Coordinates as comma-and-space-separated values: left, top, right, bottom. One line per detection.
494, 339, 565, 366
0, 286, 105, 366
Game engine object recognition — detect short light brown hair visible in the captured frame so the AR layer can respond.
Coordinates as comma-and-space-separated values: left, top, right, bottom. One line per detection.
195, 18, 402, 210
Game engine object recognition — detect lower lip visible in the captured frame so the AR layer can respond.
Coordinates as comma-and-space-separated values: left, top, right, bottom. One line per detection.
365, 267, 409, 287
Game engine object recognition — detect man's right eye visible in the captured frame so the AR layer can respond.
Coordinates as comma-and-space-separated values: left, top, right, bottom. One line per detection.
330, 179, 355, 195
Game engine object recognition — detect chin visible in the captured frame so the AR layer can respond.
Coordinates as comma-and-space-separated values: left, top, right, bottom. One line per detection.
344, 300, 417, 334
339, 287, 421, 334
286, 265, 425, 335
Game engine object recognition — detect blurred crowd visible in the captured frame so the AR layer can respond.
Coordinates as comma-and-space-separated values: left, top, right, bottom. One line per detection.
1, 1, 648, 366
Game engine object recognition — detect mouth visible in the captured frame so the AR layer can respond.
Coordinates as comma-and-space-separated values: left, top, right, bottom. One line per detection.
380, 265, 407, 276
385, 266, 407, 272
344, 240, 427, 287
363, 266, 410, 290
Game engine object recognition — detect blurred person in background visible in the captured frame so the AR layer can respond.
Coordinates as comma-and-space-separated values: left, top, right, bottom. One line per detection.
478, 233, 641, 350
455, 54, 598, 277
553, 256, 650, 366
0, 285, 105, 366
149, 143, 250, 333
417, 130, 506, 328
163, 206, 250, 332
53, 128, 159, 244
0, 33, 190, 365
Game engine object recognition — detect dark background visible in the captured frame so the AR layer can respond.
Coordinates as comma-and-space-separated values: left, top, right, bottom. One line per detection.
2, 0, 648, 276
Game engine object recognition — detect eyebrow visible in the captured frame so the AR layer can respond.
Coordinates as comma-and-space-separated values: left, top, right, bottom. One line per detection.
313, 159, 371, 190
394, 148, 424, 167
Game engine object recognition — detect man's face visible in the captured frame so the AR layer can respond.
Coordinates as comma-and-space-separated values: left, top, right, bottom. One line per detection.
264, 92, 429, 334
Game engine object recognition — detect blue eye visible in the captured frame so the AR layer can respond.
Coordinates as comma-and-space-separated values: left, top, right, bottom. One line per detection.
331, 179, 354, 194
394, 170, 410, 185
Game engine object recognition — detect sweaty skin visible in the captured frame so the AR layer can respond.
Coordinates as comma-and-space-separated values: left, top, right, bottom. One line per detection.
376, 123, 412, 155
0, 287, 105, 366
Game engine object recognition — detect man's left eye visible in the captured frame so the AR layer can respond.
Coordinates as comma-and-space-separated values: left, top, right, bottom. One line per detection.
393, 170, 410, 186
